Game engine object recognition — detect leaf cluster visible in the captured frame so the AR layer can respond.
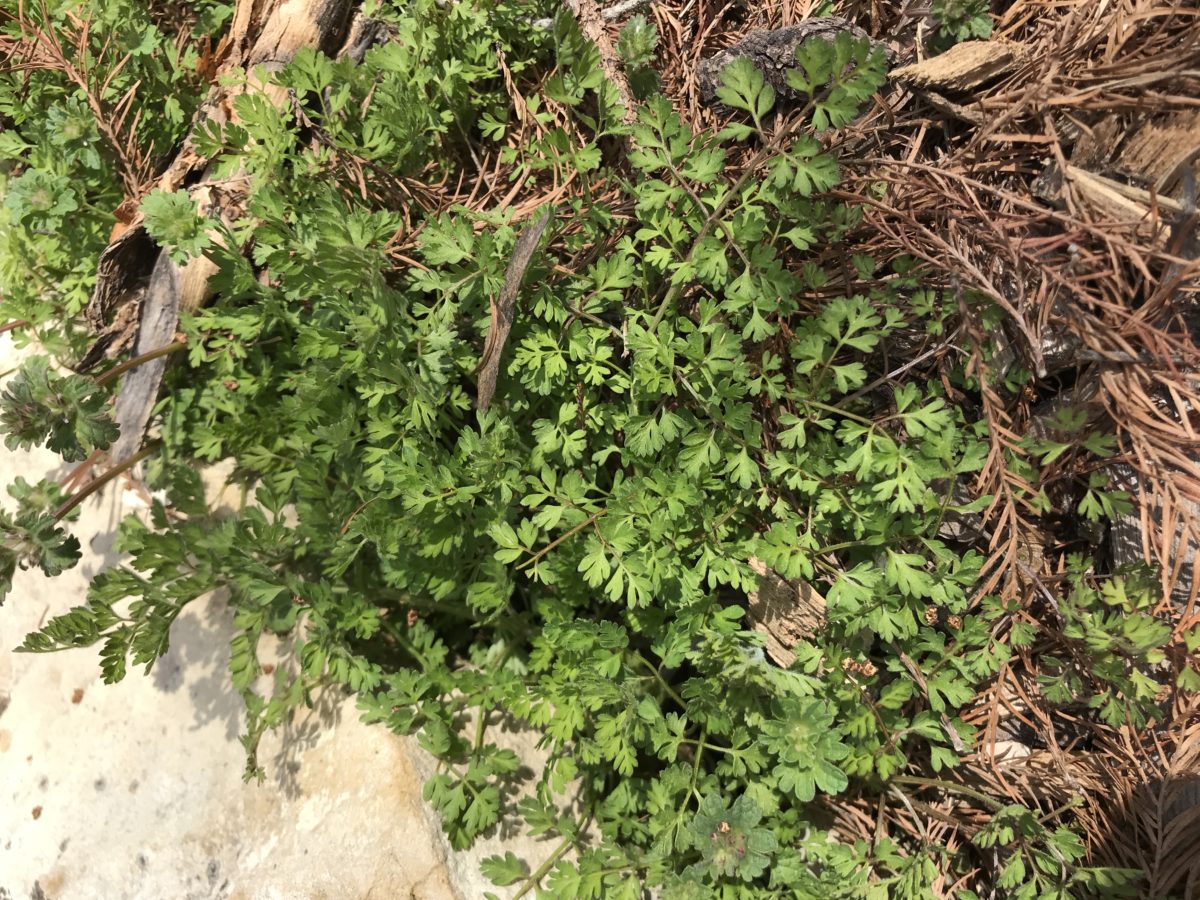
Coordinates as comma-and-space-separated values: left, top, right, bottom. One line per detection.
0, 0, 228, 346
929, 0, 994, 48
0, 477, 80, 603
0, 355, 118, 461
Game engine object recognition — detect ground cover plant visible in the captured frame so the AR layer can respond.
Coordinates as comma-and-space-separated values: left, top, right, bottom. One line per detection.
2, 0, 1199, 896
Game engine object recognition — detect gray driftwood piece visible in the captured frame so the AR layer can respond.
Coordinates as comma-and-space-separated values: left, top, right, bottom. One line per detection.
698, 18, 877, 109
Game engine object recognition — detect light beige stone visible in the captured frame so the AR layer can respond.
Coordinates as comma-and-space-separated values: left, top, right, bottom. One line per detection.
0, 335, 554, 899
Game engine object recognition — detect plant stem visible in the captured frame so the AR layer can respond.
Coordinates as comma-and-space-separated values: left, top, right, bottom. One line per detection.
1038, 795, 1082, 824
688, 727, 707, 803
514, 834, 575, 899
0, 319, 29, 335
891, 775, 1006, 811
54, 441, 161, 521
517, 510, 605, 571
632, 652, 686, 708
96, 341, 188, 387
682, 737, 736, 755
800, 398, 875, 425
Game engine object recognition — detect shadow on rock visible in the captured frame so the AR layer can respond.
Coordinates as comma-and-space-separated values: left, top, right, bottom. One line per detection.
269, 686, 345, 800
150, 589, 244, 740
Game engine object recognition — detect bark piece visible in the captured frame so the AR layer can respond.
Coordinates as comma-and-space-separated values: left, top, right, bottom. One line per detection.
915, 89, 984, 125
80, 224, 157, 369
107, 254, 183, 464
697, 18, 878, 109
746, 557, 827, 668
564, 0, 638, 123
892, 40, 1026, 93
1119, 111, 1200, 193
1068, 117, 1122, 171
335, 12, 390, 64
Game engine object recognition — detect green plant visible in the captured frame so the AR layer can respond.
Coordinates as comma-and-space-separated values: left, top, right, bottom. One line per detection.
0, 2, 1177, 896
617, 14, 658, 69
969, 803, 1140, 900
929, 0, 994, 49
617, 14, 660, 99
0, 355, 117, 461
0, 0, 225, 356
1, 476, 81, 600
1032, 560, 1171, 729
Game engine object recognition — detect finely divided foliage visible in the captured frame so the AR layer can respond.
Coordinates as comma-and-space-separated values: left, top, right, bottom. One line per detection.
0, 1, 1177, 896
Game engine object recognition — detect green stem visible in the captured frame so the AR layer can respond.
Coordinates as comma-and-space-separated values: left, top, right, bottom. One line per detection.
800, 398, 875, 426
688, 727, 707, 803
385, 622, 432, 672
681, 737, 737, 756
632, 652, 686, 709
809, 336, 848, 399
513, 834, 575, 899
1038, 795, 1082, 824
440, 762, 486, 801
813, 531, 914, 558
891, 775, 1005, 811
517, 510, 605, 571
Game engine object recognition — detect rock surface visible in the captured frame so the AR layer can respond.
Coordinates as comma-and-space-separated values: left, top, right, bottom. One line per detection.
0, 336, 550, 899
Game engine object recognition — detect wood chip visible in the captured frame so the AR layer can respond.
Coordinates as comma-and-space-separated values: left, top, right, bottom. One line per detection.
746, 557, 827, 668
1118, 111, 1200, 193
564, 0, 638, 123
1063, 164, 1177, 244
892, 39, 1026, 93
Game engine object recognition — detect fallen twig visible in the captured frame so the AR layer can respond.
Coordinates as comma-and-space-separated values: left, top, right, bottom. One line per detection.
475, 207, 555, 411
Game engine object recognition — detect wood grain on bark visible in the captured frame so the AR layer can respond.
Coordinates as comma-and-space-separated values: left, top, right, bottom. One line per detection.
746, 557, 827, 668
85, 0, 357, 464
475, 208, 554, 412
564, 0, 638, 124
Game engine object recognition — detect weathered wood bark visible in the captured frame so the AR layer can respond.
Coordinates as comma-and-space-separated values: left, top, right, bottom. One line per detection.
564, 0, 638, 124
86, 0, 358, 464
475, 208, 555, 412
